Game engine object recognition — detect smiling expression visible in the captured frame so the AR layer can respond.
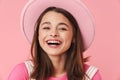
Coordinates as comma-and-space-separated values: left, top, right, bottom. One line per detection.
38, 11, 73, 57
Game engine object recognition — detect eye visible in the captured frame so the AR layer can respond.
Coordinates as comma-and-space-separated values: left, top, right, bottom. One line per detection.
42, 26, 50, 30
59, 27, 67, 31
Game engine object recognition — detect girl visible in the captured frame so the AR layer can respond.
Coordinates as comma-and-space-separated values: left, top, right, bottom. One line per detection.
8, 0, 101, 80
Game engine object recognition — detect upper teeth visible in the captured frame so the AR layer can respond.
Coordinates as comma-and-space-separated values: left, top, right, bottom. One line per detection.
47, 40, 60, 44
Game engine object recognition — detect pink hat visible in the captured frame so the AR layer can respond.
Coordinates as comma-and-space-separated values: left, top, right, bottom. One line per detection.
21, 0, 95, 51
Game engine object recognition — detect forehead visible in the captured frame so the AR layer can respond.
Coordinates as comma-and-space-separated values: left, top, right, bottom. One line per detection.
41, 11, 71, 24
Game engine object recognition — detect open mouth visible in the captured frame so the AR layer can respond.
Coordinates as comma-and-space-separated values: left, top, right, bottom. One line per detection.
46, 40, 62, 46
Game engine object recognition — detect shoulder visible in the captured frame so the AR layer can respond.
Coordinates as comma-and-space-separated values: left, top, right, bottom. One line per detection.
8, 62, 29, 80
85, 64, 102, 80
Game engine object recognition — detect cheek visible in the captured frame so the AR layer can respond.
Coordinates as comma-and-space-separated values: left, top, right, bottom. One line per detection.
39, 31, 47, 38
62, 32, 73, 43
38, 32, 45, 43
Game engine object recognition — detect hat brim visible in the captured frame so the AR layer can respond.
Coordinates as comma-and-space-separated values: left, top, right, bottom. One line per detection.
21, 0, 95, 51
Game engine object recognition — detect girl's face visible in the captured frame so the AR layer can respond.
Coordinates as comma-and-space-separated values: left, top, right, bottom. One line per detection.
38, 11, 73, 57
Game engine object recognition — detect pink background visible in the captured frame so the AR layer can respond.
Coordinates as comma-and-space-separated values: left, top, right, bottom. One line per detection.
0, 0, 120, 80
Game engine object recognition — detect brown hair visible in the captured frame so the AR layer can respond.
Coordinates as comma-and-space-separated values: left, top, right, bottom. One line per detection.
30, 7, 88, 80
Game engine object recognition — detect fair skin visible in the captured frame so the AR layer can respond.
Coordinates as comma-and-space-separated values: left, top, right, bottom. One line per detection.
38, 11, 73, 77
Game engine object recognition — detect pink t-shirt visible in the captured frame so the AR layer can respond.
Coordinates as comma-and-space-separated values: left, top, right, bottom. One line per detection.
8, 62, 101, 80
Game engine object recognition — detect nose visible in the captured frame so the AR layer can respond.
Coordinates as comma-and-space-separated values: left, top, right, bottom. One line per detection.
50, 29, 59, 37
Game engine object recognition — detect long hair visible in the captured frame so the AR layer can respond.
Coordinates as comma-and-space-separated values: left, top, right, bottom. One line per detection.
30, 7, 87, 80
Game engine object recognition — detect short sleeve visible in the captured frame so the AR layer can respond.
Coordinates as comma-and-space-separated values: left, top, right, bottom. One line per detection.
8, 63, 29, 80
85, 64, 102, 80
92, 70, 102, 80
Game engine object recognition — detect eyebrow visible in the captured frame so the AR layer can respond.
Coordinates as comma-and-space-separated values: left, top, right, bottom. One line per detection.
41, 22, 51, 25
58, 22, 69, 28
41, 22, 69, 27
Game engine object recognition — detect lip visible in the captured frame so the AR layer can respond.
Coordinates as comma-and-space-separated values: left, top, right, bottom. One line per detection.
46, 39, 62, 48
46, 39, 62, 43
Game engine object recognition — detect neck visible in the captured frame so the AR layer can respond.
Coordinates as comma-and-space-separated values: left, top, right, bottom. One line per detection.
48, 54, 66, 77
